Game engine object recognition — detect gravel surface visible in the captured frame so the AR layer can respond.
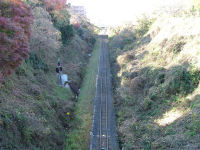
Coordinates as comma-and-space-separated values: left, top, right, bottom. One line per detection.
90, 38, 119, 150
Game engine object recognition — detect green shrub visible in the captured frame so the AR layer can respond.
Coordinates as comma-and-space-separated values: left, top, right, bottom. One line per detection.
142, 66, 199, 98
123, 38, 134, 45
25, 53, 49, 72
77, 28, 83, 37
172, 41, 185, 54
135, 15, 154, 38
190, 0, 200, 15
88, 36, 96, 47
59, 24, 74, 45
15, 66, 26, 76
23, 127, 33, 144
140, 67, 165, 87
185, 119, 200, 136
121, 37, 136, 50
75, 27, 96, 47
117, 110, 124, 123
142, 97, 153, 110
169, 66, 199, 95
149, 87, 161, 101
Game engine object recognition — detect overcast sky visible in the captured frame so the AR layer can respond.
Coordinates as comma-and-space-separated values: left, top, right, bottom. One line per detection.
68, 0, 190, 26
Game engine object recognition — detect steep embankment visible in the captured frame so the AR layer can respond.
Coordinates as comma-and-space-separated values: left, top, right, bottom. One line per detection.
109, 15, 200, 149
0, 1, 97, 149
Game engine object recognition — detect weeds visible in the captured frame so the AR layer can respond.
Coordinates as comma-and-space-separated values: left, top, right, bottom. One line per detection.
109, 10, 200, 149
168, 66, 199, 95
15, 66, 26, 76
135, 15, 154, 38
117, 110, 124, 124
172, 41, 185, 54
25, 53, 49, 72
53, 86, 73, 101
185, 120, 200, 136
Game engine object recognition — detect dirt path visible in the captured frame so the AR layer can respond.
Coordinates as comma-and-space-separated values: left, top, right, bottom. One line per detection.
90, 37, 119, 150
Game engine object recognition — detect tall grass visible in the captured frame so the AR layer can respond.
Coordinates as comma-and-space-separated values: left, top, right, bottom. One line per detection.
65, 39, 100, 150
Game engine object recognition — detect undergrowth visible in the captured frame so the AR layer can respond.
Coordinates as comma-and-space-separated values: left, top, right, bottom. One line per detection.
109, 11, 200, 149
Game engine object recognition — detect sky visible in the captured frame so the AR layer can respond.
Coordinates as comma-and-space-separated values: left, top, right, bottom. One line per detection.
68, 0, 190, 27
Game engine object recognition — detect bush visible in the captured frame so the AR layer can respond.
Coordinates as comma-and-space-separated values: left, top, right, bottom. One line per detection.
0, 0, 33, 86
142, 97, 153, 110
139, 66, 199, 102
86, 36, 96, 47
123, 38, 134, 45
77, 28, 84, 37
30, 7, 61, 60
74, 25, 96, 47
172, 41, 185, 54
60, 24, 74, 45
135, 15, 154, 38
53, 9, 70, 28
15, 66, 26, 76
41, 0, 67, 12
25, 53, 49, 72
29, 0, 73, 46
190, 0, 200, 15
168, 67, 199, 95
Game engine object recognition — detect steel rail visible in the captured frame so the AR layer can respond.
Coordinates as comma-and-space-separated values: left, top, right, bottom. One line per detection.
99, 40, 109, 150
99, 40, 103, 148
105, 42, 109, 150
90, 37, 119, 150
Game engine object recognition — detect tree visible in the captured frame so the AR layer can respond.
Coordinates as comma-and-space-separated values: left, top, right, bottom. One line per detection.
30, 7, 61, 62
42, 0, 67, 12
40, 0, 73, 45
0, 0, 33, 86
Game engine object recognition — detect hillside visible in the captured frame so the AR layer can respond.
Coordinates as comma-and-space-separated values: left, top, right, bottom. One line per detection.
0, 0, 97, 149
109, 8, 200, 150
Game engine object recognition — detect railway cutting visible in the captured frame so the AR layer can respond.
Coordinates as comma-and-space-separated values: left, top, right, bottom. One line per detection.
90, 36, 119, 150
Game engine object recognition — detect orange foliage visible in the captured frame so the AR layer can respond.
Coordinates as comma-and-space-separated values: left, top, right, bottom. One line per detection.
42, 0, 67, 11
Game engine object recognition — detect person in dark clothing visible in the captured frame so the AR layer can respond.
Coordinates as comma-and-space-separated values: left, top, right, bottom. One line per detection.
56, 66, 62, 73
57, 61, 62, 72
56, 60, 63, 85
59, 66, 62, 72
64, 81, 80, 99
56, 67, 59, 73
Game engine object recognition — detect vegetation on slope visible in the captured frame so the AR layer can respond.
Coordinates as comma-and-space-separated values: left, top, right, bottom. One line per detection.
0, 0, 33, 87
0, 0, 97, 149
109, 5, 200, 150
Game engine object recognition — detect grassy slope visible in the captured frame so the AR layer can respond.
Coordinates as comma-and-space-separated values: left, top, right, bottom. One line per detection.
109, 15, 200, 149
0, 35, 95, 149
65, 39, 100, 150
0, 62, 74, 149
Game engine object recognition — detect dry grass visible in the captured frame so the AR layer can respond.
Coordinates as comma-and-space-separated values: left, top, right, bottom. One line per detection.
109, 14, 200, 149
0, 32, 96, 149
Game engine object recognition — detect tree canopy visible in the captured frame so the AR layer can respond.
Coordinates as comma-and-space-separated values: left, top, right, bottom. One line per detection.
0, 0, 33, 85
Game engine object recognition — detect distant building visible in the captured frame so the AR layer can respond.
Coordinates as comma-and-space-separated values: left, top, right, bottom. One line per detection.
70, 6, 86, 17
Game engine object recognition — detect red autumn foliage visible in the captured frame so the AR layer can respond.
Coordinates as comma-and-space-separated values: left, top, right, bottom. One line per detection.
0, 0, 33, 86
42, 0, 67, 12
73, 23, 81, 29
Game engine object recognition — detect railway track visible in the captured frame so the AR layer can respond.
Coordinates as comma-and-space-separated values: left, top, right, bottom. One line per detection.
90, 37, 119, 150
99, 40, 109, 149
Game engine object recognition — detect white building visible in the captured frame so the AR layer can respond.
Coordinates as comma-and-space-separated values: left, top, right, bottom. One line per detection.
71, 6, 86, 17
